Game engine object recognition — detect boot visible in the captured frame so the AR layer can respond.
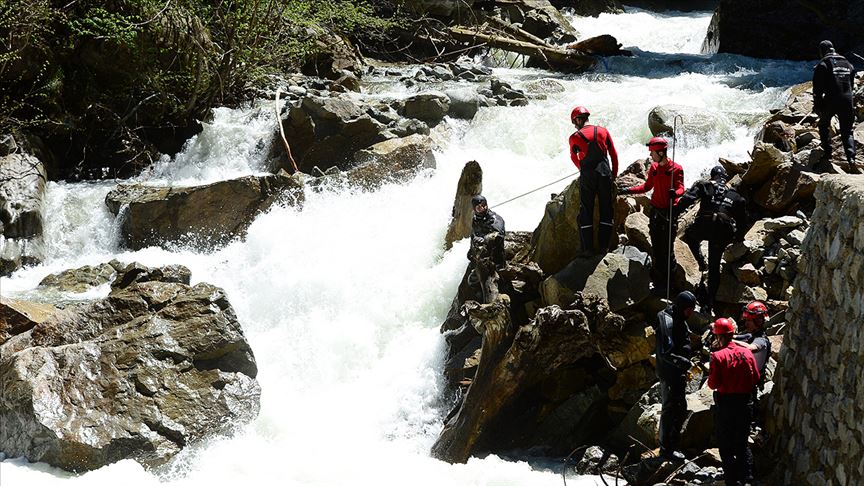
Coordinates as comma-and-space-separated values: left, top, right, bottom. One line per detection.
579, 225, 594, 255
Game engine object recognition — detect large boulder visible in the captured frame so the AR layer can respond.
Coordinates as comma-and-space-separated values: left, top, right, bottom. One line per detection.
753, 163, 820, 213
445, 88, 481, 120
431, 294, 625, 463
541, 246, 652, 312
0, 263, 260, 472
648, 105, 726, 140
0, 153, 47, 275
38, 260, 125, 293
741, 142, 788, 186
0, 298, 56, 345
702, 0, 864, 61
279, 96, 388, 173
402, 92, 451, 125
105, 172, 304, 250
444, 161, 483, 250
316, 135, 437, 190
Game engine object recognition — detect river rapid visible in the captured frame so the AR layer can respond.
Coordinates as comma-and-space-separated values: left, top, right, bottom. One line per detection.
1, 7, 811, 486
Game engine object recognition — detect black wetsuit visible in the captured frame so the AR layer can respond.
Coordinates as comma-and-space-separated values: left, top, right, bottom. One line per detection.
676, 179, 747, 310
813, 52, 856, 164
654, 305, 693, 456
470, 209, 506, 267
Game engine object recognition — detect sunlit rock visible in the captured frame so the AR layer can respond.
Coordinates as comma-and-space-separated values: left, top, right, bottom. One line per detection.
0, 262, 260, 472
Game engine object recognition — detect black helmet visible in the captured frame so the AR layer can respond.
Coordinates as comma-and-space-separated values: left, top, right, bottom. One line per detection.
674, 291, 697, 311
819, 40, 834, 57
710, 165, 727, 181
471, 195, 487, 207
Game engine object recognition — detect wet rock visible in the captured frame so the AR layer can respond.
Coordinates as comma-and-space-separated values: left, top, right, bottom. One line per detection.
648, 105, 720, 138
445, 88, 481, 120
567, 35, 624, 56
105, 172, 304, 250
529, 179, 582, 275
278, 95, 388, 173
38, 261, 125, 293
444, 161, 483, 250
0, 153, 47, 275
392, 118, 431, 137
523, 78, 566, 94
574, 445, 620, 476
760, 120, 796, 152
402, 92, 450, 125
0, 263, 260, 472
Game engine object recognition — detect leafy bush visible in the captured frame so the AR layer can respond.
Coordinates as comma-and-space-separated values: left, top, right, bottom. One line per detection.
0, 0, 401, 178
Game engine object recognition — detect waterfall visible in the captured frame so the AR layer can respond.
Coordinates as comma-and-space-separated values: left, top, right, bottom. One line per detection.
1, 7, 811, 485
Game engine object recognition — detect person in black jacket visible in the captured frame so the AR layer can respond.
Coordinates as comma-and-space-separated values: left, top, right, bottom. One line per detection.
813, 40, 857, 171
654, 290, 698, 461
469, 195, 505, 268
676, 166, 747, 315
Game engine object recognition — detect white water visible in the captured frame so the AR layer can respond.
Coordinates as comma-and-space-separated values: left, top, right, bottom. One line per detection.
1, 8, 811, 485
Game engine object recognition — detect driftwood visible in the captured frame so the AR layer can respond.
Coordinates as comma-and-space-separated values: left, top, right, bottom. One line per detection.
431, 293, 625, 463
449, 26, 596, 71
444, 161, 483, 250
485, 15, 551, 47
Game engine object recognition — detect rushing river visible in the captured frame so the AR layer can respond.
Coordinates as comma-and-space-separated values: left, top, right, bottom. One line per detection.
1, 7, 811, 486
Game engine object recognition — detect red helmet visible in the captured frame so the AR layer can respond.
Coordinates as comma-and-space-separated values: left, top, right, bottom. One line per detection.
571, 106, 590, 122
712, 318, 736, 335
742, 301, 768, 323
646, 136, 668, 151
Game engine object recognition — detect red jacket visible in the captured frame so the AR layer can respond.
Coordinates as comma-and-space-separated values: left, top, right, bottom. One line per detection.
626, 159, 684, 209
708, 341, 760, 395
569, 125, 619, 177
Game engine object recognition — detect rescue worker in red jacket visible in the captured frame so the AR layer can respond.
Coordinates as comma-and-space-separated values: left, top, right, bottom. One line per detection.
620, 137, 685, 293
568, 106, 619, 255
708, 317, 761, 486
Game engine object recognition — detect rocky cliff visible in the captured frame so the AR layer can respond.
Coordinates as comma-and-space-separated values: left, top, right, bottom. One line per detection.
768, 175, 864, 485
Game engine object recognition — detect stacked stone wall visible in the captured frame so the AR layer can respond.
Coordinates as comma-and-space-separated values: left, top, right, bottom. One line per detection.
769, 175, 864, 485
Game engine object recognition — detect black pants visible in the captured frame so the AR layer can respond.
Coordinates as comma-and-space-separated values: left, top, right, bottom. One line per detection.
578, 171, 614, 254
714, 392, 753, 485
659, 374, 687, 454
818, 96, 856, 164
649, 209, 677, 289
683, 216, 734, 308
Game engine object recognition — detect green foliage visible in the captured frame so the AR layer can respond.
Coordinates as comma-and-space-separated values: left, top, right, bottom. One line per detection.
0, 0, 401, 176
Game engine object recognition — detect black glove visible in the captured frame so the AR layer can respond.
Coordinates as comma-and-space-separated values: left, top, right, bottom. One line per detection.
619, 187, 632, 195
668, 188, 677, 200
472, 236, 485, 246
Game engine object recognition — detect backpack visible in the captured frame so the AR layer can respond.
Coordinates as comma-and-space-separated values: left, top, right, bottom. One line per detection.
577, 126, 612, 177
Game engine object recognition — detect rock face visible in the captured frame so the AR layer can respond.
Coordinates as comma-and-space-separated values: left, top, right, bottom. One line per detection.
0, 262, 260, 472
431, 293, 624, 463
648, 105, 723, 140
768, 176, 864, 484
0, 153, 47, 275
444, 161, 483, 250
105, 172, 304, 250
703, 0, 864, 61
548, 0, 623, 17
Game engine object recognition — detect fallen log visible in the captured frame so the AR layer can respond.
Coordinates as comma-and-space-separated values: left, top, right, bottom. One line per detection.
449, 26, 596, 71
485, 15, 552, 47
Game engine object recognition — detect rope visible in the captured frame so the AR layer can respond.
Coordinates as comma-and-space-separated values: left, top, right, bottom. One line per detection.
491, 171, 579, 209
668, 115, 685, 301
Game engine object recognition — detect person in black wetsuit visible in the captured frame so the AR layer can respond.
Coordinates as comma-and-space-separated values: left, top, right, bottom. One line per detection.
675, 166, 747, 315
813, 40, 857, 171
654, 290, 698, 461
469, 195, 505, 268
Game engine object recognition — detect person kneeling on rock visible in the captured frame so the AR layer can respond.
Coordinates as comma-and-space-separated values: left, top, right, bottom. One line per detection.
708, 317, 761, 486
654, 290, 698, 461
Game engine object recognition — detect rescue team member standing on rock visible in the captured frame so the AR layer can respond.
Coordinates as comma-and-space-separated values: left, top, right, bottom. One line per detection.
813, 39, 857, 171
568, 106, 619, 256
654, 290, 698, 461
733, 301, 771, 425
675, 166, 747, 315
708, 317, 760, 486
620, 137, 684, 293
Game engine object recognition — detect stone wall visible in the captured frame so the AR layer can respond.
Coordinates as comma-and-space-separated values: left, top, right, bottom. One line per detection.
769, 175, 864, 485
